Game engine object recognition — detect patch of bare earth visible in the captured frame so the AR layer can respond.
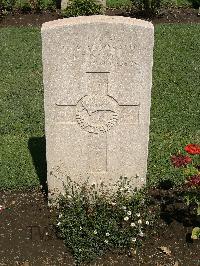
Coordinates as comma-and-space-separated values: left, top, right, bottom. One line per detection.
0, 8, 199, 28
0, 188, 199, 265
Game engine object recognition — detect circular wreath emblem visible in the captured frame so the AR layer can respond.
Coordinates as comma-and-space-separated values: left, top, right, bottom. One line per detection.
76, 94, 120, 134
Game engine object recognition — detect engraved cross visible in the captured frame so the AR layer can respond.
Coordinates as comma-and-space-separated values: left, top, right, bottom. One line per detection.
56, 72, 140, 173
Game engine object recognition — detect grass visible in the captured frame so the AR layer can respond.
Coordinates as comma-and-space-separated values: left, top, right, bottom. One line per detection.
0, 24, 199, 189
0, 27, 44, 189
148, 24, 200, 186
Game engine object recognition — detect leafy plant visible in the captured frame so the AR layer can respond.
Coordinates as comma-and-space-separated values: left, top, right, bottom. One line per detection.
0, 0, 16, 11
131, 0, 162, 16
36, 0, 56, 10
171, 143, 200, 238
14, 0, 32, 11
0, 0, 56, 12
55, 177, 159, 264
62, 0, 104, 18
191, 227, 200, 240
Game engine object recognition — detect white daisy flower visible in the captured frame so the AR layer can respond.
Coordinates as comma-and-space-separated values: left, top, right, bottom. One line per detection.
146, 221, 150, 225
58, 214, 62, 219
122, 206, 127, 210
138, 219, 142, 224
131, 237, 137, 242
57, 222, 61, 226
106, 232, 110, 236
124, 216, 129, 221
130, 222, 136, 227
94, 230, 97, 235
127, 211, 132, 216
136, 213, 141, 217
138, 231, 144, 237
104, 240, 109, 244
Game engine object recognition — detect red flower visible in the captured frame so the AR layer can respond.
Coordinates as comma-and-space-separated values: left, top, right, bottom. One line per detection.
187, 175, 200, 187
184, 144, 200, 155
171, 154, 192, 168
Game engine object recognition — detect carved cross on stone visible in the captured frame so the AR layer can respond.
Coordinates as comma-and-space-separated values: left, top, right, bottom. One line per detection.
56, 72, 140, 173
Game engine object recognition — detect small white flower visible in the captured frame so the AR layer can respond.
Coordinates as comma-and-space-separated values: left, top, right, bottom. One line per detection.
136, 213, 141, 217
106, 232, 110, 236
58, 214, 63, 219
131, 237, 137, 242
104, 240, 109, 244
111, 202, 116, 206
146, 221, 150, 225
130, 222, 136, 227
138, 231, 144, 237
57, 222, 61, 226
80, 226, 82, 230
127, 211, 132, 216
94, 230, 97, 235
138, 219, 142, 224
122, 206, 127, 210
67, 195, 72, 199
124, 216, 129, 221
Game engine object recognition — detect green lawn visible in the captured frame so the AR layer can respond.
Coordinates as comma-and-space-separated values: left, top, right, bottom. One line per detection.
0, 24, 199, 189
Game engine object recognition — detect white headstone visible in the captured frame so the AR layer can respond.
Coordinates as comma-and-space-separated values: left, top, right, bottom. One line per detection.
41, 16, 154, 198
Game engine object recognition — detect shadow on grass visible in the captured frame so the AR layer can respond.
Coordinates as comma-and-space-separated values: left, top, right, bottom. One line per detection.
28, 136, 47, 196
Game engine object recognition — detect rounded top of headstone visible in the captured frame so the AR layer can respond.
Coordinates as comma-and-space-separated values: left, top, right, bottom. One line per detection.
41, 15, 153, 31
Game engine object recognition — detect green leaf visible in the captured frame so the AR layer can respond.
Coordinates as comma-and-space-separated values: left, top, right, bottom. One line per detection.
191, 227, 200, 240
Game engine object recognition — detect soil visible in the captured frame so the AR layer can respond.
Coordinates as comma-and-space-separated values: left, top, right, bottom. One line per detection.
0, 188, 199, 266
0, 7, 199, 27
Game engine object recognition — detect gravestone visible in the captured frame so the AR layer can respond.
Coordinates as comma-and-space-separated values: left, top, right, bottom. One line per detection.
41, 16, 154, 198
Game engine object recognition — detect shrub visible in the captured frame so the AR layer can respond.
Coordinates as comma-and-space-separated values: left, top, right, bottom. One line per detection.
62, 0, 104, 18
0, 0, 56, 12
55, 177, 159, 264
131, 0, 162, 16
189, 0, 200, 8
36, 0, 56, 10
14, 0, 32, 11
0, 0, 16, 11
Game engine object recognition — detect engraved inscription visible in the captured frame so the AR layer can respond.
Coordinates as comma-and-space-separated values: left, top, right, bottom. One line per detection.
76, 94, 120, 134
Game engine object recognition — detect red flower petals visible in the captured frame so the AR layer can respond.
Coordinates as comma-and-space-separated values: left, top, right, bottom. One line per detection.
187, 175, 200, 187
184, 144, 200, 155
171, 154, 192, 168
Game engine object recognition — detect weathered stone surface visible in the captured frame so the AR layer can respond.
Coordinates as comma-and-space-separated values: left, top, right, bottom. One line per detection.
41, 16, 154, 198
